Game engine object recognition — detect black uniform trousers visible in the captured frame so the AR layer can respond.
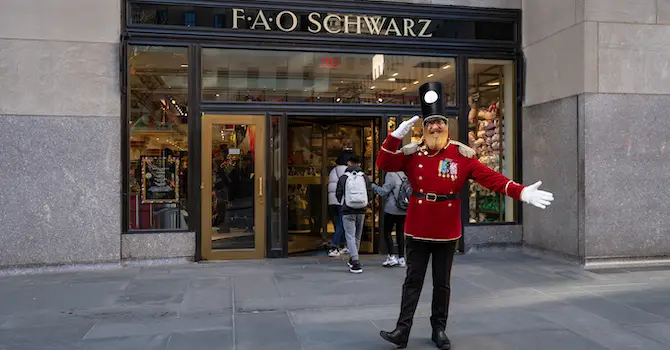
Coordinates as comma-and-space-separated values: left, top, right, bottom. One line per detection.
396, 237, 457, 333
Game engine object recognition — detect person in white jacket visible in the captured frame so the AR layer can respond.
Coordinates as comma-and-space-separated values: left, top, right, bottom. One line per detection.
327, 147, 355, 257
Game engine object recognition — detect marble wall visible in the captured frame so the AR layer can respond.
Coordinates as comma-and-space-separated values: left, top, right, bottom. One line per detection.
521, 0, 670, 264
0, 0, 122, 267
0, 116, 121, 266
122, 233, 196, 260
521, 97, 581, 259
583, 94, 670, 261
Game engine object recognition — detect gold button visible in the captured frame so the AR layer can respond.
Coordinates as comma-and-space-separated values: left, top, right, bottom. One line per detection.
418, 176, 423, 180
418, 164, 423, 168
420, 189, 424, 193
448, 203, 453, 207
450, 191, 454, 194
418, 200, 423, 204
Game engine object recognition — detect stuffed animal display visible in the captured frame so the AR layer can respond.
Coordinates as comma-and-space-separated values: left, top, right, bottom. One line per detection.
468, 97, 505, 223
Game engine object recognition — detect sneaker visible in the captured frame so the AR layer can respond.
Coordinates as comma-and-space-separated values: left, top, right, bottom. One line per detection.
349, 260, 363, 274
328, 248, 341, 257
347, 258, 353, 268
383, 255, 398, 267
397, 257, 406, 267
340, 247, 349, 254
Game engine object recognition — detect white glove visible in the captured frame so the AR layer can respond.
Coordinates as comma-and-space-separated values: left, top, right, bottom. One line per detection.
391, 116, 420, 139
520, 181, 554, 209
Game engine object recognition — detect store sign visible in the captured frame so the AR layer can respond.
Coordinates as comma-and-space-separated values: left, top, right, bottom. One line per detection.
231, 9, 434, 37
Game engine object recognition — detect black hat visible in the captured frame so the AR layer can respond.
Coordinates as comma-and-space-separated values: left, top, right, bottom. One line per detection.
419, 82, 448, 125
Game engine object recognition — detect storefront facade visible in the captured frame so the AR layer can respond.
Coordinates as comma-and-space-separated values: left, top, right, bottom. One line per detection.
121, 0, 524, 260
3, 0, 669, 268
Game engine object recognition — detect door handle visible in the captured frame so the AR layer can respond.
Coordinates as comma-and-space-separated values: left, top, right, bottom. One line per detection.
259, 176, 263, 197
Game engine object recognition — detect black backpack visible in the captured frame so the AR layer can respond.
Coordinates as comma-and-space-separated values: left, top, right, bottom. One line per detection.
394, 173, 411, 211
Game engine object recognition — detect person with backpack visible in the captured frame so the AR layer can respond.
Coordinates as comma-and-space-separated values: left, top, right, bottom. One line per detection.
335, 155, 372, 274
372, 171, 410, 268
326, 146, 354, 257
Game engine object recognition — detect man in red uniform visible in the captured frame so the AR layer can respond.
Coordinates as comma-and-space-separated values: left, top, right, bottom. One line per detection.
378, 82, 554, 349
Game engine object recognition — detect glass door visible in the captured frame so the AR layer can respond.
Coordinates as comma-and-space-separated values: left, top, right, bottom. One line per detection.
285, 116, 379, 255
201, 114, 267, 260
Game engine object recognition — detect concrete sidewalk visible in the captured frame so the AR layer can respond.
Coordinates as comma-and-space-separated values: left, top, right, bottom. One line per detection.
2, 252, 670, 349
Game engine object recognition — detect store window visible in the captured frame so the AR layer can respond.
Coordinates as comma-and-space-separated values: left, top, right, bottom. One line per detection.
202, 49, 456, 106
127, 46, 189, 231
467, 59, 516, 224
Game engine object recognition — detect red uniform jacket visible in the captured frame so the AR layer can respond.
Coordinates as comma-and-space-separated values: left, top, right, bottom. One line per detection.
376, 135, 525, 241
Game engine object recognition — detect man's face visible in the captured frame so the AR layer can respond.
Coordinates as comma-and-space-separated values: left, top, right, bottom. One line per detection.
424, 119, 449, 150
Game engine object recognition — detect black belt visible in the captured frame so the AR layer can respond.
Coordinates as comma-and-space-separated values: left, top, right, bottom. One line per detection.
412, 191, 459, 202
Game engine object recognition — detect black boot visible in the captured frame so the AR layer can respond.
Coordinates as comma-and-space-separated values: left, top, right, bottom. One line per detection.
431, 329, 451, 350
380, 329, 409, 349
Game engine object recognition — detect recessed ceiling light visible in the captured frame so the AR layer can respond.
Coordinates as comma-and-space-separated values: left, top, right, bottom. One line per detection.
392, 73, 399, 77
442, 65, 450, 69
387, 78, 396, 81
401, 87, 407, 91
370, 86, 376, 89
181, 64, 188, 68
413, 81, 419, 85
427, 73, 434, 78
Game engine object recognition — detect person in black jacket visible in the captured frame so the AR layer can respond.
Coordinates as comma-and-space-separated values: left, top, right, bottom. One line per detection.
335, 156, 372, 274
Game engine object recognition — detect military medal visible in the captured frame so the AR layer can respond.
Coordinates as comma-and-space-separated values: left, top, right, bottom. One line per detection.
439, 160, 448, 178
438, 159, 458, 180
449, 162, 458, 181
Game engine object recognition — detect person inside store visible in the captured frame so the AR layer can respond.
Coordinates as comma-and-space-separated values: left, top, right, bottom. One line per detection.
213, 145, 231, 233
371, 169, 409, 268
327, 141, 357, 257
376, 82, 554, 349
228, 153, 255, 233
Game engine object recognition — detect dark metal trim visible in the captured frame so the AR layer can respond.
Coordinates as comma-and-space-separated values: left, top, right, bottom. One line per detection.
126, 229, 192, 234
456, 55, 468, 253
514, 51, 524, 225
264, 113, 275, 258
200, 102, 457, 117
126, 30, 519, 56
190, 44, 203, 260
128, 0, 520, 20
279, 113, 289, 257
120, 40, 130, 241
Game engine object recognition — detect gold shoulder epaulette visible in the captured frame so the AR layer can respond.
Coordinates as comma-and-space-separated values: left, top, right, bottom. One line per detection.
401, 141, 421, 155
448, 140, 476, 159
